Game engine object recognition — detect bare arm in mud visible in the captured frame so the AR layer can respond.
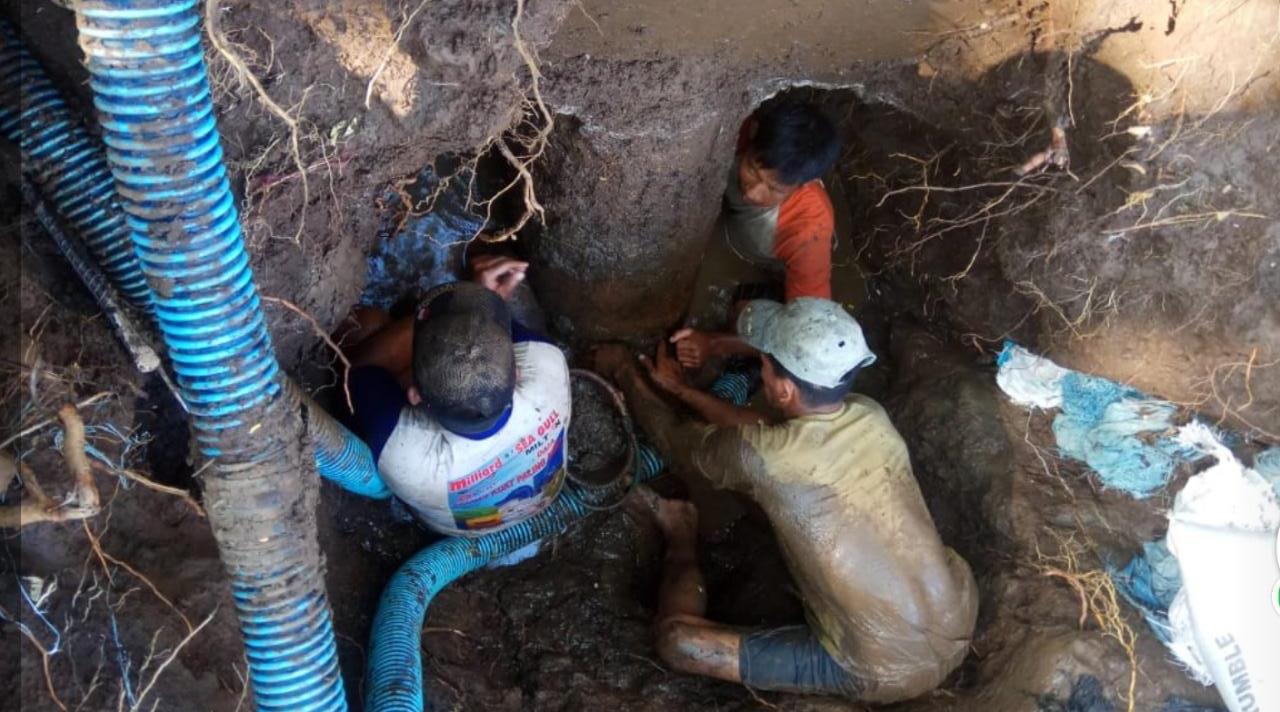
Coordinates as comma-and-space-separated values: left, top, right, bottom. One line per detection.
639, 346, 765, 428
593, 345, 764, 493
344, 257, 530, 386
669, 328, 757, 370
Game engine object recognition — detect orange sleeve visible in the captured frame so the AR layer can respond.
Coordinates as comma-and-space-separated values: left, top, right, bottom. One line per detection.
774, 183, 834, 301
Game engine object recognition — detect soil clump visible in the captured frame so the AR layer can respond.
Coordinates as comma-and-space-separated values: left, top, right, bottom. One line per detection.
567, 374, 629, 485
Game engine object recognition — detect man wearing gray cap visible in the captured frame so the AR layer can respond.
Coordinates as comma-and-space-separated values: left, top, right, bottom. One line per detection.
594, 298, 977, 704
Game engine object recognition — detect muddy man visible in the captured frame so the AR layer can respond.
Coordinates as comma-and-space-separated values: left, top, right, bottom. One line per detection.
672, 102, 843, 372
593, 298, 978, 703
341, 257, 572, 537
724, 101, 841, 302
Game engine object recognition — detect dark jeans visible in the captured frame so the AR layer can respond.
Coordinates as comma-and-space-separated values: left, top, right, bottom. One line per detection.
739, 624, 866, 699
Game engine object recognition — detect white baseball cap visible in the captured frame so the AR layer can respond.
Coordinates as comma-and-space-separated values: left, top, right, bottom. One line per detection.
736, 298, 876, 388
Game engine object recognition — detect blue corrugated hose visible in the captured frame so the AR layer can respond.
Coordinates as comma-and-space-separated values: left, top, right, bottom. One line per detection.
708, 369, 754, 406
366, 371, 752, 711
294, 380, 393, 499
0, 22, 385, 499
366, 452, 665, 712
73, 1, 347, 710
0, 20, 152, 310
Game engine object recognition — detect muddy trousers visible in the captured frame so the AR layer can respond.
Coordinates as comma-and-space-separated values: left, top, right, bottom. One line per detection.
739, 625, 867, 699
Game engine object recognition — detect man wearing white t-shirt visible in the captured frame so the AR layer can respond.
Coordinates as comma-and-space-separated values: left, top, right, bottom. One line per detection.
344, 257, 570, 536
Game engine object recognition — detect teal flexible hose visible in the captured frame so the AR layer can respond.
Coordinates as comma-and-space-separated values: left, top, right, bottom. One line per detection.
366, 452, 664, 712
290, 379, 393, 500
74, 1, 347, 709
366, 370, 752, 711
0, 19, 152, 310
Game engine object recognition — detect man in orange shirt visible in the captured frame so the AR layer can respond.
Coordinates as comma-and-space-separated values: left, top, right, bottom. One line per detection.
677, 103, 841, 369
725, 102, 840, 302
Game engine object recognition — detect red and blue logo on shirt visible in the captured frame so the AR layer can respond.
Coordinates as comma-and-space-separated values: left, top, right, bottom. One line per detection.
446, 408, 565, 530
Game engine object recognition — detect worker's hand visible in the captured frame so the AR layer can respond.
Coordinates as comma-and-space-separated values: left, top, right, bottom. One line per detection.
590, 343, 637, 382
669, 328, 713, 370
471, 255, 528, 301
640, 343, 687, 396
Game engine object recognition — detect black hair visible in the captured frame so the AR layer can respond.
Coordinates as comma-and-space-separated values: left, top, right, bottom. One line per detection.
410, 285, 516, 428
766, 354, 857, 408
749, 103, 841, 186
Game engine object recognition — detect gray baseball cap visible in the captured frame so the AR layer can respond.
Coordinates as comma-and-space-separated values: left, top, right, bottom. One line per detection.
736, 298, 876, 388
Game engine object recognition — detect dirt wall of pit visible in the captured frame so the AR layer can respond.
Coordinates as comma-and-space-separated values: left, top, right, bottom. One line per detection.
6, 0, 572, 369
530, 0, 1280, 436
830, 0, 1280, 440
10, 0, 1273, 433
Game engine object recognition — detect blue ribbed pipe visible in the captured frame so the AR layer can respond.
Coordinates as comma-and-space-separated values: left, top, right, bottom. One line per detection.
2, 18, 384, 502
708, 369, 754, 405
366, 455, 664, 712
0, 20, 152, 310
313, 419, 393, 499
365, 370, 752, 711
74, 2, 346, 710
295, 381, 393, 499
366, 489, 595, 712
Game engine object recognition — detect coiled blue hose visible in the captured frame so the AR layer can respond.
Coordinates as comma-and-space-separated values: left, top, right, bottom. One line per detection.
366, 451, 665, 712
74, 2, 347, 710
708, 368, 755, 405
0, 20, 152, 310
366, 370, 753, 711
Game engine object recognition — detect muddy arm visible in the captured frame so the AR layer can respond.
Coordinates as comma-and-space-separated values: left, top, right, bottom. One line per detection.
615, 366, 762, 493
667, 386, 764, 427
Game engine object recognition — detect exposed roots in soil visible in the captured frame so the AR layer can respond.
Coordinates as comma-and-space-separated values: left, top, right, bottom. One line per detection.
363, 0, 436, 111
1033, 530, 1139, 712
1012, 277, 1119, 342
380, 0, 554, 249
464, 0, 553, 243
106, 466, 206, 519
262, 296, 355, 412
2, 481, 216, 711
1, 350, 219, 710
873, 156, 1060, 272
0, 405, 100, 528
82, 512, 195, 636
854, 9, 1276, 371
498, 0, 552, 235
0, 582, 66, 710
125, 607, 219, 712
1184, 351, 1280, 441
206, 0, 312, 246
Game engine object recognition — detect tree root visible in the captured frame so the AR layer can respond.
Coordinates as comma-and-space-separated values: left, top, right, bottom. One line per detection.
0, 405, 101, 528
1034, 531, 1139, 712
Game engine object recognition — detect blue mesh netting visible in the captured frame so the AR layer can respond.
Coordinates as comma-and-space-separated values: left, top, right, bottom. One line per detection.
1255, 447, 1280, 497
1051, 372, 1199, 498
1111, 538, 1181, 642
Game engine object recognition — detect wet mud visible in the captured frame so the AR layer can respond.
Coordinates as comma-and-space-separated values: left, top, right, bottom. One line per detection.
567, 375, 628, 486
